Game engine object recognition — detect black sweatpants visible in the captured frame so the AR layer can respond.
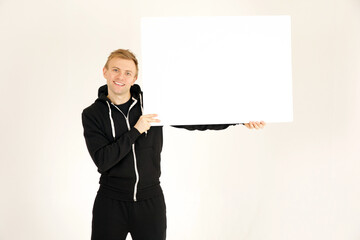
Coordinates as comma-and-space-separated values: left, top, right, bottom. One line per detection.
91, 192, 167, 240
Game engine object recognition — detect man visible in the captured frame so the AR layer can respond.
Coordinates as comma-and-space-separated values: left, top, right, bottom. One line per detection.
82, 49, 265, 240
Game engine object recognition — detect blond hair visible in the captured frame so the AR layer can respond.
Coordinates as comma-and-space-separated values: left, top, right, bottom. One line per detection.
104, 49, 139, 77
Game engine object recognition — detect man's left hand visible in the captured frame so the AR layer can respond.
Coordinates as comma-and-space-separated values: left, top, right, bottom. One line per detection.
244, 121, 266, 130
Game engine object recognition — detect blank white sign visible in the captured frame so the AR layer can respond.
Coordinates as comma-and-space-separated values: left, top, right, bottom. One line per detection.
141, 16, 293, 125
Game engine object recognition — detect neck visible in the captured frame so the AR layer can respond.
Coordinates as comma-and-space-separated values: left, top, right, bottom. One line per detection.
107, 92, 131, 105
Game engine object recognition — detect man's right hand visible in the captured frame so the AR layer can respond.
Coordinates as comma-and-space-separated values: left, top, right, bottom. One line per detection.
134, 114, 160, 134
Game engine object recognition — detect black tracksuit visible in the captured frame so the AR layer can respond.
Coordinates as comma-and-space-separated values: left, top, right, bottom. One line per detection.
82, 84, 236, 240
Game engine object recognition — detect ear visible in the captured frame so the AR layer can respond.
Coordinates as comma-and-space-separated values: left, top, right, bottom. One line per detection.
103, 67, 107, 78
132, 76, 138, 85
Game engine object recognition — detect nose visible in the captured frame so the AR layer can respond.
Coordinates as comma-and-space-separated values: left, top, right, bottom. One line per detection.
116, 72, 125, 80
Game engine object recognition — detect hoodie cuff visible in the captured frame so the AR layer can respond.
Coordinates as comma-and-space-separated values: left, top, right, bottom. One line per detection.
128, 127, 142, 143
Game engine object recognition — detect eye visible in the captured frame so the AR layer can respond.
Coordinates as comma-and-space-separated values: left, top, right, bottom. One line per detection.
113, 68, 119, 72
126, 72, 132, 76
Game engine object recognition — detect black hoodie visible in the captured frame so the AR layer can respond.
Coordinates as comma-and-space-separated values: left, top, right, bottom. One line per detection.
82, 84, 236, 201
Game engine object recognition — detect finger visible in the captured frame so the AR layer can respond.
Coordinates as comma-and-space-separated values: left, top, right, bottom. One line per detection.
248, 122, 254, 129
142, 114, 158, 118
141, 117, 160, 123
143, 117, 157, 123
260, 121, 266, 128
143, 116, 160, 121
148, 119, 161, 123
142, 116, 160, 121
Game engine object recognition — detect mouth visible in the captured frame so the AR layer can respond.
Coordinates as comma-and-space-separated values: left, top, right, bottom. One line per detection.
114, 81, 125, 86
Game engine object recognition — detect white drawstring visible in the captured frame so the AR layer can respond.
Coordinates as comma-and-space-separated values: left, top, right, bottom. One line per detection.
106, 101, 115, 139
106, 93, 144, 139
139, 93, 144, 115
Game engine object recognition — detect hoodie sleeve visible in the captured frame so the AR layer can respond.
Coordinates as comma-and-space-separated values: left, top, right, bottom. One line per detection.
82, 109, 141, 173
171, 123, 242, 131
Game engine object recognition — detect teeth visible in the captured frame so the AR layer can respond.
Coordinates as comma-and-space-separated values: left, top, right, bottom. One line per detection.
114, 81, 125, 86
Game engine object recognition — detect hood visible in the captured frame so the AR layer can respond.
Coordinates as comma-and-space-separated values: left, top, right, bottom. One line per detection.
97, 83, 145, 140
96, 84, 143, 103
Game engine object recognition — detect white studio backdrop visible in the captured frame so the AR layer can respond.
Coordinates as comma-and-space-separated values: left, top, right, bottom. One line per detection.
1, 0, 359, 240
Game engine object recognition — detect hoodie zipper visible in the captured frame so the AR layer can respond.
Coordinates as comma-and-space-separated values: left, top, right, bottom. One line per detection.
111, 98, 140, 202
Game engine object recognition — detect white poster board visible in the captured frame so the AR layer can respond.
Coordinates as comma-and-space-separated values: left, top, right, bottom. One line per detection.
141, 16, 293, 125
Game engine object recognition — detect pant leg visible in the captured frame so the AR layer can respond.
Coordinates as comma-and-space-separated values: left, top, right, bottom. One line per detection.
129, 193, 167, 240
91, 193, 129, 240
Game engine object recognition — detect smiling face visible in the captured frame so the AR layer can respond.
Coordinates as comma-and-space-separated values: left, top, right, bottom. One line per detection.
103, 57, 138, 104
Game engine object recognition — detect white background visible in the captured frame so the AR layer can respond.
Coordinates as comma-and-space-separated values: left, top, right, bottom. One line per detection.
1, 0, 359, 239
